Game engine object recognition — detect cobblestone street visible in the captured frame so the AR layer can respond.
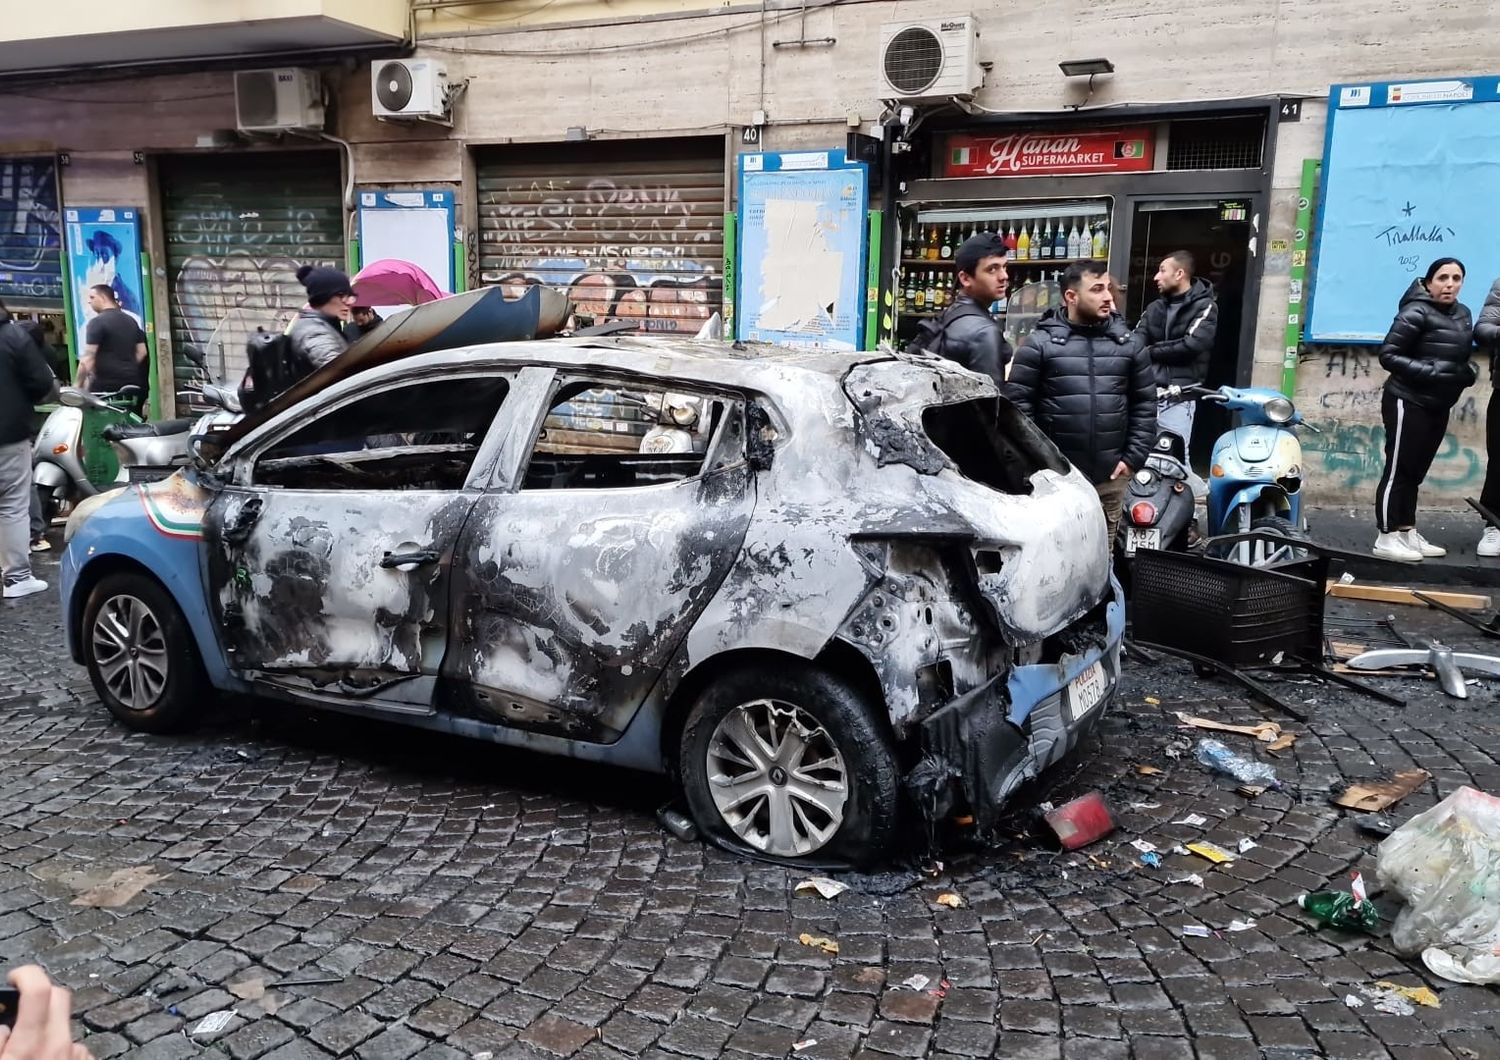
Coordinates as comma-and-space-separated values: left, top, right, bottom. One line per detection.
3, 547, 1499, 1060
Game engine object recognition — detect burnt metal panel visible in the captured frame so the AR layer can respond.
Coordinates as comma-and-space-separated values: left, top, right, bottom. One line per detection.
476, 138, 725, 337
159, 151, 343, 386
0, 156, 63, 311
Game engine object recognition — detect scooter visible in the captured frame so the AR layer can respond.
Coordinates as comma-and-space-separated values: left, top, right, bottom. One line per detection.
32, 385, 146, 523
1164, 383, 1317, 567
100, 347, 238, 482
1117, 425, 1197, 560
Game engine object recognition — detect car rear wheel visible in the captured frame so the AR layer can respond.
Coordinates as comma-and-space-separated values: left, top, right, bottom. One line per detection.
82, 572, 206, 733
679, 662, 899, 865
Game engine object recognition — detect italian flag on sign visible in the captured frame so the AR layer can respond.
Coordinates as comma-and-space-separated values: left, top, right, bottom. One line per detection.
951, 146, 972, 166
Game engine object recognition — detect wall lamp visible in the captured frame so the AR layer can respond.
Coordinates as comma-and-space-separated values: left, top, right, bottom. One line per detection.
1058, 58, 1114, 110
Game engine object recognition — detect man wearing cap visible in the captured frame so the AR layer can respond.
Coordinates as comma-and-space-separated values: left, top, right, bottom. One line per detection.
909, 232, 1011, 387
290, 264, 356, 369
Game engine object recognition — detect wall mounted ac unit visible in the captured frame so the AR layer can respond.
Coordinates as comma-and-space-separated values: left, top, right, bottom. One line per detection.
372, 59, 451, 120
234, 68, 325, 133
878, 16, 982, 101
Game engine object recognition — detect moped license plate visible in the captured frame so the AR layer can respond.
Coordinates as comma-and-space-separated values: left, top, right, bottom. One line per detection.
1124, 527, 1161, 556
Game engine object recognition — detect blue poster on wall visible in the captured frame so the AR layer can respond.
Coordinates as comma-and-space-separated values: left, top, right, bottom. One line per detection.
1307, 76, 1500, 343
64, 206, 146, 352
736, 151, 869, 350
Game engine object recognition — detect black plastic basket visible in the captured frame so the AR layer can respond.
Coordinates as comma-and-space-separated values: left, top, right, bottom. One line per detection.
1130, 541, 1326, 667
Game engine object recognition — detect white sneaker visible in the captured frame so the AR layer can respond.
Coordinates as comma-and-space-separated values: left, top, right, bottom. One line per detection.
1373, 532, 1423, 563
1402, 529, 1446, 558
1480, 527, 1500, 558
1, 576, 48, 599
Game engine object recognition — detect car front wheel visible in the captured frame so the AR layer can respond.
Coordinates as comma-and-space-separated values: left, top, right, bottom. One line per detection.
82, 572, 206, 733
679, 662, 899, 866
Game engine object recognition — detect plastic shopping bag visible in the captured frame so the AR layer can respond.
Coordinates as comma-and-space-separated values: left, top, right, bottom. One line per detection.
1375, 787, 1500, 984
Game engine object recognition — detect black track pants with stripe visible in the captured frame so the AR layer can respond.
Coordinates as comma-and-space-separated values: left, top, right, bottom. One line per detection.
1375, 389, 1449, 533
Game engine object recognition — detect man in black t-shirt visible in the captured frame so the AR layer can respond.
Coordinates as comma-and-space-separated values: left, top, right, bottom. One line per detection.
81, 284, 147, 406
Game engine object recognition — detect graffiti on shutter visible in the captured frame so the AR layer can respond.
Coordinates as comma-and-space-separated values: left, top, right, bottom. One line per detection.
0, 157, 63, 310
478, 146, 724, 335
161, 154, 342, 387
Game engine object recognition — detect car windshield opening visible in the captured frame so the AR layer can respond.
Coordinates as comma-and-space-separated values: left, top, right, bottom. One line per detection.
254, 376, 509, 491
921, 397, 1068, 495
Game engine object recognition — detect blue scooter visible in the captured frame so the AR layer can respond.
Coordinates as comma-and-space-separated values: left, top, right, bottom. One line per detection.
1160, 384, 1318, 567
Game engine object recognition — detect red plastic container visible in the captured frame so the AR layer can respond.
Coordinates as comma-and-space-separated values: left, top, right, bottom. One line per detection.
1044, 791, 1117, 850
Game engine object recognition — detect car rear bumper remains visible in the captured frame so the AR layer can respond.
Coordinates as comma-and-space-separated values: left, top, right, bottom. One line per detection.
911, 575, 1125, 836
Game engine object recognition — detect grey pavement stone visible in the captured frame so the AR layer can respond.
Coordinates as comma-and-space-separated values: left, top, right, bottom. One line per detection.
2, 579, 1493, 1058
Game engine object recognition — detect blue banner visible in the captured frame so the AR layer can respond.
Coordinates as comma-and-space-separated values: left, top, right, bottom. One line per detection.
1307, 76, 1500, 343
65, 206, 147, 355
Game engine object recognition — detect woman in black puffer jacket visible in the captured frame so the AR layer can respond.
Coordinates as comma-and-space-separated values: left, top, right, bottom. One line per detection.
1372, 257, 1477, 563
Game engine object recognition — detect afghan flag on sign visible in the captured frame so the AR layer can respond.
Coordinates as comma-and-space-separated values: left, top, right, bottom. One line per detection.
1114, 138, 1147, 160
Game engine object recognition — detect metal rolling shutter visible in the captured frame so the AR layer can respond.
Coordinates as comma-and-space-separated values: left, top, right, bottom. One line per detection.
0, 156, 64, 311
476, 138, 725, 336
160, 152, 343, 390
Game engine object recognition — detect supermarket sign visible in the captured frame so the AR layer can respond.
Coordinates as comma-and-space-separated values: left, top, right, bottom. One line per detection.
944, 127, 1155, 177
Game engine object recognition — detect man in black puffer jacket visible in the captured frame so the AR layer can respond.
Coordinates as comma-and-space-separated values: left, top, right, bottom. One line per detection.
1134, 251, 1217, 500
1006, 260, 1156, 545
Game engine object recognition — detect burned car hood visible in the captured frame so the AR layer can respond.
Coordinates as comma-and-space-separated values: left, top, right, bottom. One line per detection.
201, 284, 569, 460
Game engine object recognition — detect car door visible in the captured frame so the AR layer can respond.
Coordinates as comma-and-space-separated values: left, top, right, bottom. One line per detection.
201, 369, 513, 706
448, 371, 756, 741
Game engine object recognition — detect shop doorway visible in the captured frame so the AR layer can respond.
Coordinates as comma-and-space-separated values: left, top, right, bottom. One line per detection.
1125, 200, 1253, 470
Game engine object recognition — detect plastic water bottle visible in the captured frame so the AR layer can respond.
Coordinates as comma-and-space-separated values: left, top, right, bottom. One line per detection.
1298, 885, 1380, 933
1194, 738, 1279, 787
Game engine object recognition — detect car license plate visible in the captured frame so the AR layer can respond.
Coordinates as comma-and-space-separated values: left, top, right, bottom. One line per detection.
1066, 661, 1109, 722
1124, 527, 1161, 556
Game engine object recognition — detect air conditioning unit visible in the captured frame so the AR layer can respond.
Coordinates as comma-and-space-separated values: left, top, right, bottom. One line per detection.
372, 59, 450, 120
234, 68, 325, 133
879, 16, 982, 101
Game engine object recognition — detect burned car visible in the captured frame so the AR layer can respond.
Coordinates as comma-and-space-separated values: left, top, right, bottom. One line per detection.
59, 290, 1122, 865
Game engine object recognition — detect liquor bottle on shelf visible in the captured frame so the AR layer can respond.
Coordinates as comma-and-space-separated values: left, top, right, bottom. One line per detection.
1016, 223, 1031, 261
1091, 221, 1109, 259
905, 270, 917, 308
896, 275, 906, 312
1066, 220, 1081, 259
925, 271, 938, 309
925, 226, 940, 261
940, 225, 954, 260
1031, 221, 1043, 258
1039, 220, 1053, 260
1053, 220, 1068, 260
1003, 223, 1018, 256
902, 227, 916, 260
913, 274, 926, 311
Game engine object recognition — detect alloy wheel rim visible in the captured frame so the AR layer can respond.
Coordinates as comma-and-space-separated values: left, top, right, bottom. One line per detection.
706, 698, 849, 857
91, 594, 169, 711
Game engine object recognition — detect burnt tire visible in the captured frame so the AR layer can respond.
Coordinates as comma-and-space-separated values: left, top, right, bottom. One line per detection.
82, 572, 206, 734
679, 661, 899, 867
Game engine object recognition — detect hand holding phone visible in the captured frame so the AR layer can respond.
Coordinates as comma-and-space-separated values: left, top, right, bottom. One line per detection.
0, 987, 17, 1028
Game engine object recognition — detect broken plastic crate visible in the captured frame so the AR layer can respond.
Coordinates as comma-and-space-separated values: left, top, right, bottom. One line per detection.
1130, 544, 1327, 667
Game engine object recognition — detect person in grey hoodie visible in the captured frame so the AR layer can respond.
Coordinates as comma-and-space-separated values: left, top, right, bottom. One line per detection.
1372, 257, 1477, 563
1473, 275, 1500, 556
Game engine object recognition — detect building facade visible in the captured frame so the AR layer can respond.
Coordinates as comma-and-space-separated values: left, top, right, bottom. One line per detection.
0, 0, 1492, 506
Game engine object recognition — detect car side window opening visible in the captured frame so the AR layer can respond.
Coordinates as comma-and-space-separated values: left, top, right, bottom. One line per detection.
522, 380, 745, 490
252, 376, 510, 491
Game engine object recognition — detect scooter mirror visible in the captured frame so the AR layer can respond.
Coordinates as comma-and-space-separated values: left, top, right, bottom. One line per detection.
183, 346, 208, 368
58, 387, 96, 409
